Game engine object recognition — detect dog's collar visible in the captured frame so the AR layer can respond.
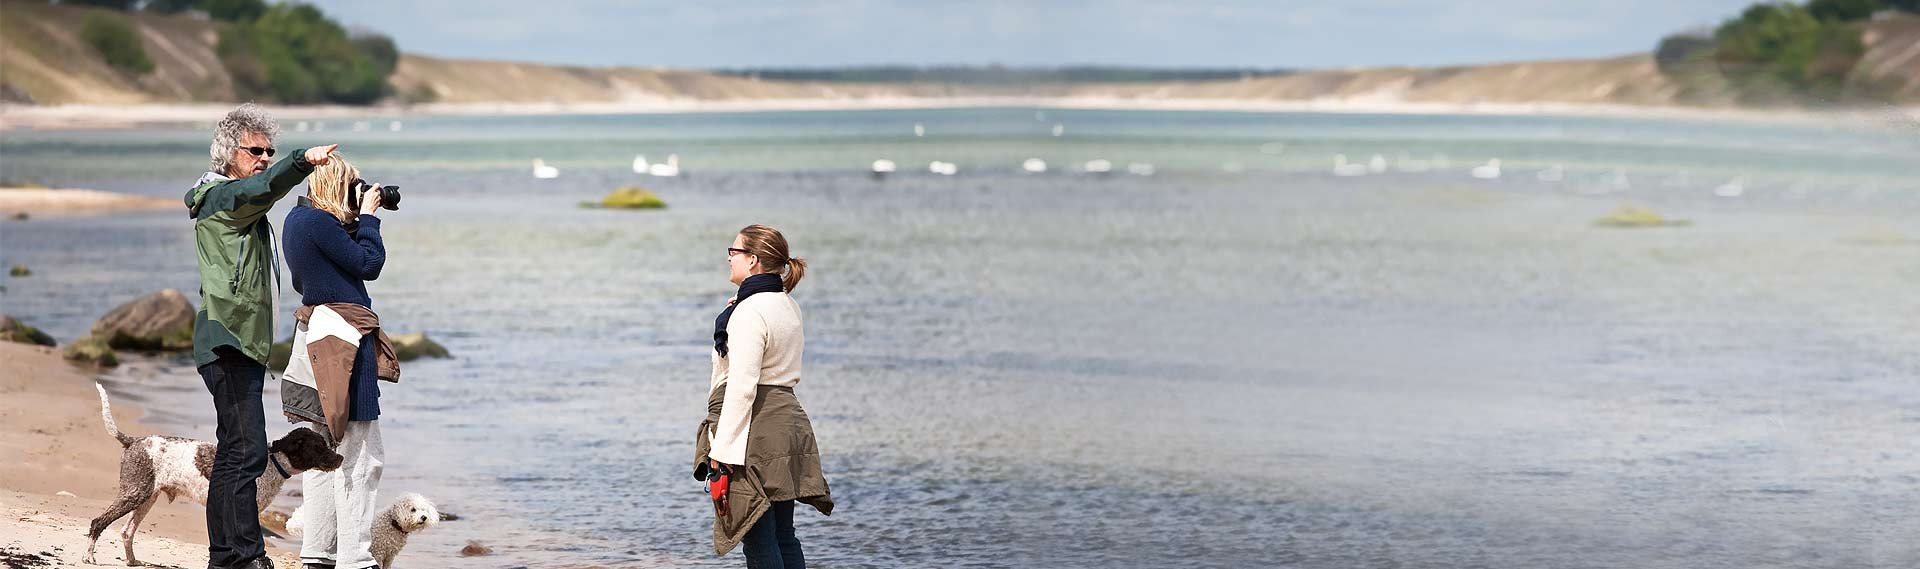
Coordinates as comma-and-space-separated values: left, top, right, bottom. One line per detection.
390, 516, 406, 533
269, 453, 292, 479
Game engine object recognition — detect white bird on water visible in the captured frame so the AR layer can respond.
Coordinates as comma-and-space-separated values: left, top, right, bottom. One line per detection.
1083, 159, 1113, 174
1052, 123, 1065, 137
1332, 154, 1368, 177
632, 155, 650, 174
532, 159, 559, 179
1127, 162, 1155, 176
871, 159, 897, 177
1471, 159, 1502, 180
913, 123, 925, 137
1022, 158, 1047, 173
1367, 154, 1387, 174
648, 154, 681, 177
388, 121, 403, 132
1714, 177, 1746, 198
929, 161, 957, 176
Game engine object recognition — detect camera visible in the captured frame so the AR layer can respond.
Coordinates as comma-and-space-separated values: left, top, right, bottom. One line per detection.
351, 178, 401, 211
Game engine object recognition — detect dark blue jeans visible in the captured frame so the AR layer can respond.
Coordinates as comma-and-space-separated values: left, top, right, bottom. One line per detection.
199, 347, 268, 568
741, 500, 804, 569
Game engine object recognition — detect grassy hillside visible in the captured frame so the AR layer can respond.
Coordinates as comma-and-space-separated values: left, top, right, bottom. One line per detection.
0, 0, 230, 104
3, 0, 1915, 108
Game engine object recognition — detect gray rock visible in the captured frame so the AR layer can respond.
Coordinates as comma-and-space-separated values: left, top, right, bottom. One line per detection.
89, 289, 195, 351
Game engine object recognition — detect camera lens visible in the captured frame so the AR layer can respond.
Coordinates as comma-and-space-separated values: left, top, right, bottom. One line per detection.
379, 185, 401, 210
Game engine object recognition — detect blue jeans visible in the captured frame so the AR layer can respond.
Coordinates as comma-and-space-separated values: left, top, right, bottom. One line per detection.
741, 500, 804, 569
200, 347, 268, 567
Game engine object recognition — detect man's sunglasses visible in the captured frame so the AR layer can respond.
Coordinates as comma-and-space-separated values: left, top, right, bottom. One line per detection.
243, 146, 277, 158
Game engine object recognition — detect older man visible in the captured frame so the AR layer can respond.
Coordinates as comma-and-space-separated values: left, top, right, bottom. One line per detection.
186, 103, 336, 569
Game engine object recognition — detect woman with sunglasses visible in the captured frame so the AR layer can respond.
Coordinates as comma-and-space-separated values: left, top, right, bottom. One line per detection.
279, 153, 394, 569
695, 224, 834, 568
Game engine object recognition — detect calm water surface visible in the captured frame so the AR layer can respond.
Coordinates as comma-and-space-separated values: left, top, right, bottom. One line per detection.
4, 108, 1920, 568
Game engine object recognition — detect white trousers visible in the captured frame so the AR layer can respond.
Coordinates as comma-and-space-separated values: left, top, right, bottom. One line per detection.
299, 420, 384, 569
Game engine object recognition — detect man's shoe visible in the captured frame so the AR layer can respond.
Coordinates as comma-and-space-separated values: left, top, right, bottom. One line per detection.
234, 557, 275, 569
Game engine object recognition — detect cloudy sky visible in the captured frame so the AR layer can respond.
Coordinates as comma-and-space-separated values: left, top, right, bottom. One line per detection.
313, 0, 1756, 70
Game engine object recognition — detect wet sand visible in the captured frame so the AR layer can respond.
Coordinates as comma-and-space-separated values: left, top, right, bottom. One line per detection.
0, 342, 298, 567
0, 188, 176, 217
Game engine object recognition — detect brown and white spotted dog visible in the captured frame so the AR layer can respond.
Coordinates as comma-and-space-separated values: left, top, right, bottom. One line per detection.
84, 383, 344, 566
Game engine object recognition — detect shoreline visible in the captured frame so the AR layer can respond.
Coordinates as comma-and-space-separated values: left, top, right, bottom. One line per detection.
3, 97, 1915, 131
0, 188, 178, 217
0, 342, 299, 567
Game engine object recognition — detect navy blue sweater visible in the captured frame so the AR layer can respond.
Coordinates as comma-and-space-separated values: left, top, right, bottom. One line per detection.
282, 199, 386, 420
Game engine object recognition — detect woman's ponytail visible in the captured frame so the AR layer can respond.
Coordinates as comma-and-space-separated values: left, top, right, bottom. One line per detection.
783, 257, 806, 292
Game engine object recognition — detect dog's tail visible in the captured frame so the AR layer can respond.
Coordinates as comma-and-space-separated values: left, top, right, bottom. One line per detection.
95, 383, 137, 447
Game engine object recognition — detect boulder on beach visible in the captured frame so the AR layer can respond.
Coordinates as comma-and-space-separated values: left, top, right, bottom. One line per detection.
392, 332, 451, 361
583, 186, 667, 209
460, 540, 493, 557
87, 289, 195, 351
0, 314, 56, 347
1593, 204, 1690, 228
63, 336, 118, 367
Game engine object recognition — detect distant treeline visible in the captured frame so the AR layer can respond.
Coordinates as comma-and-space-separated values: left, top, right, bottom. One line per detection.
51, 0, 406, 105
712, 66, 1295, 84
1656, 0, 1918, 104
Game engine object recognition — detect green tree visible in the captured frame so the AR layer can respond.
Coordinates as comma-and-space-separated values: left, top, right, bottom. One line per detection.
352, 32, 399, 75
217, 3, 390, 104
142, 0, 198, 13
1712, 2, 1865, 101
67, 0, 136, 10
198, 0, 265, 22
1654, 33, 1716, 74
1807, 0, 1883, 21
80, 11, 154, 75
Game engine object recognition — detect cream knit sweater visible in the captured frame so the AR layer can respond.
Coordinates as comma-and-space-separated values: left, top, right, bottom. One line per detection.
707, 291, 805, 466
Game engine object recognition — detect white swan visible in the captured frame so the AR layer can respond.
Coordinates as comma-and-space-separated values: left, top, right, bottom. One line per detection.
533, 158, 559, 179
1083, 159, 1112, 174
1127, 162, 1155, 176
1471, 159, 1502, 180
1332, 154, 1368, 177
648, 154, 680, 177
913, 123, 925, 137
1022, 158, 1047, 173
1367, 154, 1387, 174
871, 159, 896, 174
1714, 177, 1745, 198
632, 155, 650, 174
928, 161, 957, 176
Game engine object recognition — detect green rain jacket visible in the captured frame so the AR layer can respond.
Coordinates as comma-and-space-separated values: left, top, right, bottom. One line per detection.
185, 149, 313, 367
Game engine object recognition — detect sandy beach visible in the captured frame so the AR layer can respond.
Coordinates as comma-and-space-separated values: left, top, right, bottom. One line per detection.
0, 188, 177, 218
0, 342, 299, 568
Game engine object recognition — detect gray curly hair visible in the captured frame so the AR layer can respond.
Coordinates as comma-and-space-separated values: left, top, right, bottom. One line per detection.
209, 103, 280, 173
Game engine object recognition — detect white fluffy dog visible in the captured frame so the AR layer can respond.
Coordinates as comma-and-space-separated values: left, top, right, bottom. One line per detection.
288, 492, 440, 568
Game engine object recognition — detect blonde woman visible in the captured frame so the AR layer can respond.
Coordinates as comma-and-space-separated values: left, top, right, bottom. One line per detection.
280, 155, 393, 569
695, 224, 833, 568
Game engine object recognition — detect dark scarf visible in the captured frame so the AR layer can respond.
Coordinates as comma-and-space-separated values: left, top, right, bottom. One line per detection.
715, 273, 785, 358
